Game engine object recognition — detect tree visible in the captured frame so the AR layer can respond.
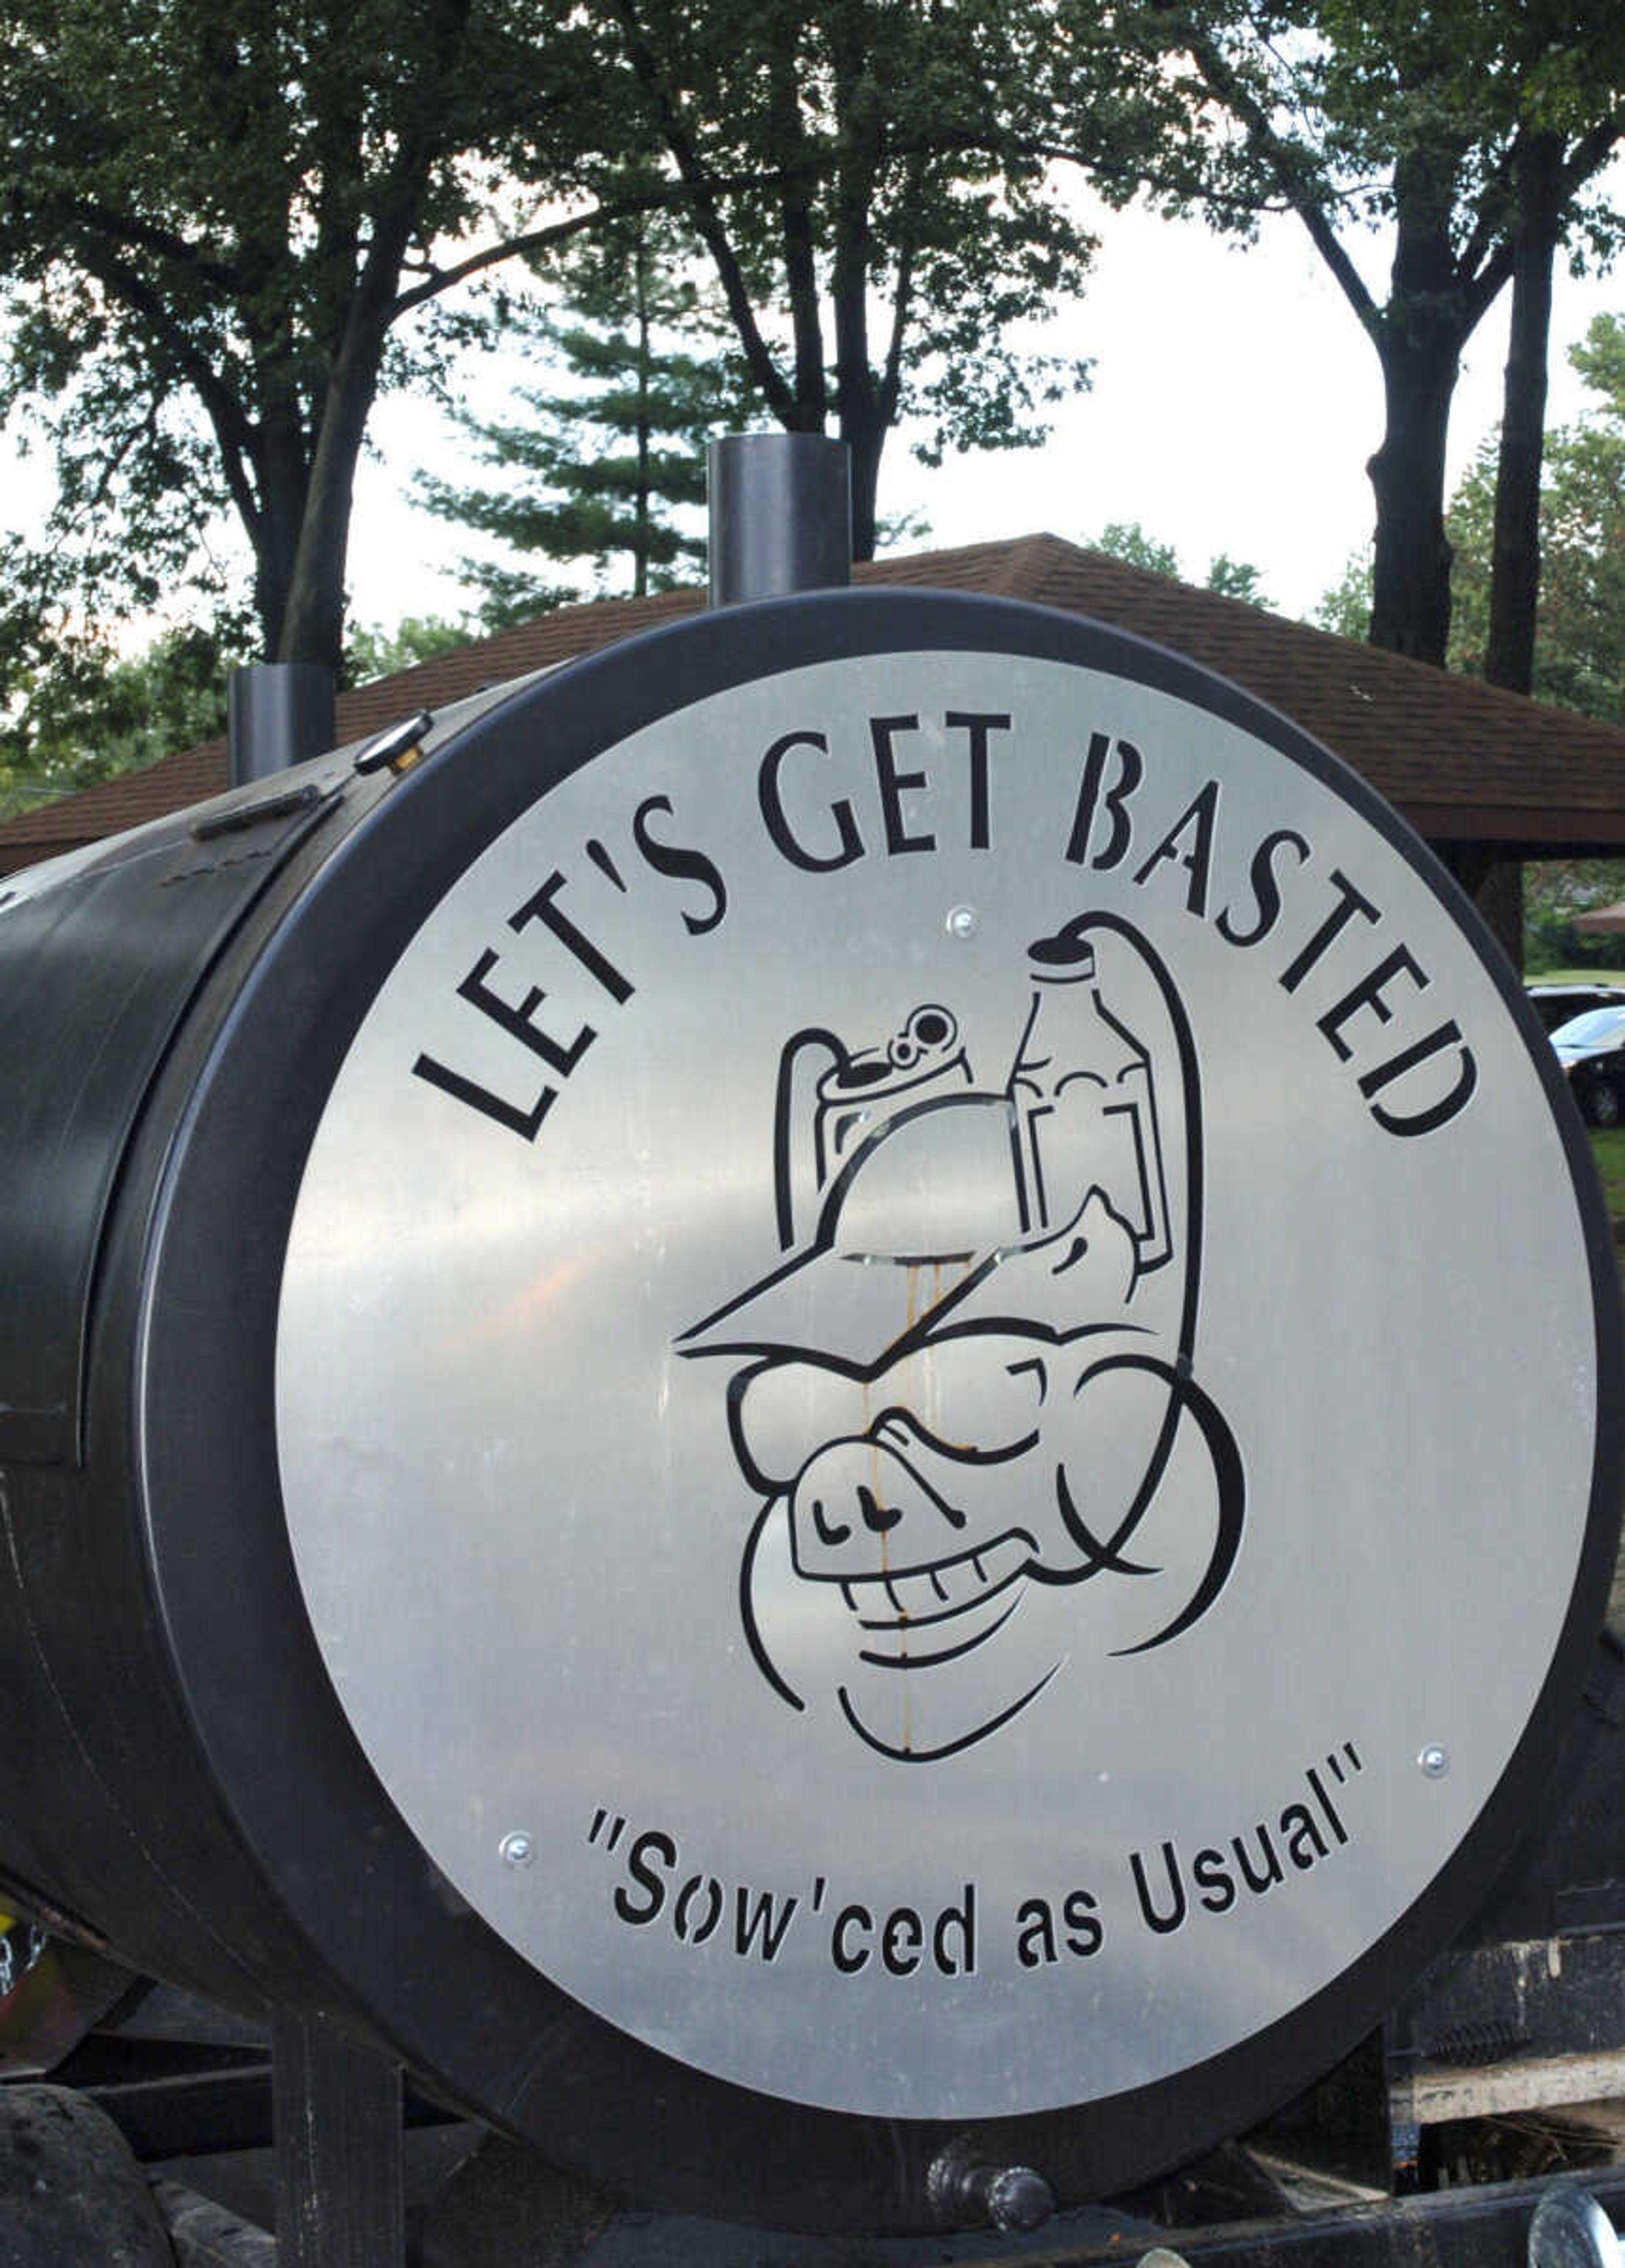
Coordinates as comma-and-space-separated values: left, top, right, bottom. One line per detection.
1484, 25, 1625, 693
1450, 312, 1625, 723
0, 622, 237, 818
1312, 552, 1372, 642
416, 212, 756, 617
1092, 520, 1180, 578
1314, 312, 1625, 722
0, 0, 673, 676
1162, 1, 1622, 666
1090, 519, 1274, 606
602, 0, 1188, 558
346, 612, 475, 684
1204, 552, 1275, 607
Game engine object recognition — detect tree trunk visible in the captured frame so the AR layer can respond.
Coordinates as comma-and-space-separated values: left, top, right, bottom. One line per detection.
251, 400, 313, 659
842, 411, 884, 562
277, 0, 473, 673
1366, 328, 1463, 665
276, 318, 388, 675
1485, 132, 1562, 694
1364, 153, 1477, 668
634, 231, 651, 600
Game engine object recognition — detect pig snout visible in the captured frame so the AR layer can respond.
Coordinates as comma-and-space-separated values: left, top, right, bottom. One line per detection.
788, 1438, 963, 1580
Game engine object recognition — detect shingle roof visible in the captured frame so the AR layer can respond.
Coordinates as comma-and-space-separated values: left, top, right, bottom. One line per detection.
5, 532, 1622, 876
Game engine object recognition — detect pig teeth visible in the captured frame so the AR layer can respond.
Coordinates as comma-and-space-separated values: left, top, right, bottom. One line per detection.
848, 1535, 1026, 1628
881, 1570, 940, 1622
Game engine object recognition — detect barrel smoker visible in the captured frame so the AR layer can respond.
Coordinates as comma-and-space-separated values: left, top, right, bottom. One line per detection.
0, 441, 1620, 2266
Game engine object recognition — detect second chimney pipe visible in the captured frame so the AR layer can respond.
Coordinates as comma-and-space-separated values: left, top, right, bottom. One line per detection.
227, 662, 336, 787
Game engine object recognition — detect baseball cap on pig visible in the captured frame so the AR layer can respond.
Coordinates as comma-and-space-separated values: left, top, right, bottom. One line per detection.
677, 916, 1176, 1371
676, 1090, 1029, 1370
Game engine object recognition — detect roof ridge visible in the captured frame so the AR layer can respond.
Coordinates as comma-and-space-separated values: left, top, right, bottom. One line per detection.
985, 533, 1058, 598
1015, 536, 1625, 745
4, 535, 1623, 871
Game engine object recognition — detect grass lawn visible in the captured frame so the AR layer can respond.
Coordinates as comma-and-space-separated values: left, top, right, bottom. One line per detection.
1588, 1128, 1625, 1221
1530, 969, 1625, 989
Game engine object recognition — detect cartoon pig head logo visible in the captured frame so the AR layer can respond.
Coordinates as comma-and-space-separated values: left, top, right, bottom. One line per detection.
678, 914, 1245, 1763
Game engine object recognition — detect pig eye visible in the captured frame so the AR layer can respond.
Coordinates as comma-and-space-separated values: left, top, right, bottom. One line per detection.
723, 1339, 1052, 1494
870, 1340, 1048, 1463
727, 1358, 868, 1493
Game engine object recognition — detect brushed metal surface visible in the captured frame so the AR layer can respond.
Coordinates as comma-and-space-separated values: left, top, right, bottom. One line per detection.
275, 648, 1603, 2122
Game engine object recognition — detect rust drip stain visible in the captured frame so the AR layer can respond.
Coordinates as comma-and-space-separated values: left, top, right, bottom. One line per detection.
889, 1276, 916, 1752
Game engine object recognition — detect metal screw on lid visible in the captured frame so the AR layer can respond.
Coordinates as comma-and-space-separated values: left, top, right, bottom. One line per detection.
927, 2136, 1055, 2233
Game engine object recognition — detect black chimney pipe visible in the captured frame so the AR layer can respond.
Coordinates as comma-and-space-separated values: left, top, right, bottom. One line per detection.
707, 433, 851, 607
227, 663, 335, 786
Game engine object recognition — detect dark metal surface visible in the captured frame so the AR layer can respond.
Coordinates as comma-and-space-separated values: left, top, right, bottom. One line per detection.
708, 432, 851, 604
73, 2058, 277, 2161
19, 2028, 462, 2163
1391, 1630, 1624, 2071
0, 781, 342, 1464
1450, 1629, 1624, 1950
153, 2180, 279, 2267
227, 663, 335, 786
273, 2009, 405, 2268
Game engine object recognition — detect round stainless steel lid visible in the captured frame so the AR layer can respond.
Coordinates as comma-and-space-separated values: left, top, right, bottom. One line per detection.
143, 591, 1619, 2219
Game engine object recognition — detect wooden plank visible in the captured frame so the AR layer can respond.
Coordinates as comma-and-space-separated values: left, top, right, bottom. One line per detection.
1394, 2047, 1625, 2126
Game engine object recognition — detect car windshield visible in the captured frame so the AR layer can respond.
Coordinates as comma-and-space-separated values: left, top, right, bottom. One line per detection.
1552, 1007, 1625, 1046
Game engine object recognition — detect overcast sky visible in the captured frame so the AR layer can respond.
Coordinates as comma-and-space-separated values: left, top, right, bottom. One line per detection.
6, 167, 1620, 640
353, 174, 1623, 632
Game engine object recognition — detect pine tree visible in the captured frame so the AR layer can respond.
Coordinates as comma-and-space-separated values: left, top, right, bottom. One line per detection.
419, 218, 757, 623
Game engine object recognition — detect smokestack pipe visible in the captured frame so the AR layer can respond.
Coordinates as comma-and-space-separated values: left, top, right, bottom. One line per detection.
227, 663, 336, 787
707, 434, 852, 607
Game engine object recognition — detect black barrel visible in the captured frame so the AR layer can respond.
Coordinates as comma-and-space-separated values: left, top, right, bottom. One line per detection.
0, 591, 1617, 2234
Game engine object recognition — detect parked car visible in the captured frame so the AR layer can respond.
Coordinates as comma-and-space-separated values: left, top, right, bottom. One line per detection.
1549, 1004, 1625, 1124
1524, 981, 1625, 1032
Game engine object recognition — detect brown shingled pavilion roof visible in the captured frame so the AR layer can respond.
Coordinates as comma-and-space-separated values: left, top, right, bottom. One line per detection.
4, 531, 1623, 878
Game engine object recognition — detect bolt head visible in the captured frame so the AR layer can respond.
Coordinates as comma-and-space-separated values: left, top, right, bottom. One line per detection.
500, 1831, 535, 1867
1418, 1744, 1449, 1779
947, 905, 978, 939
986, 2166, 1055, 2234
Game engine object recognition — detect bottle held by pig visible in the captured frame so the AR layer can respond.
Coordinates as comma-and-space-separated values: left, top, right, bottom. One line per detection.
1007, 919, 1172, 1270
